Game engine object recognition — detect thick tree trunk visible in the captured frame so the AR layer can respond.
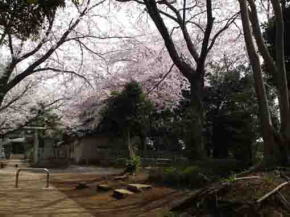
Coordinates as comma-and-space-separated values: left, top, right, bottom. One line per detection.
248, 0, 290, 164
0, 62, 17, 107
270, 0, 290, 163
239, 0, 279, 165
143, 0, 209, 160
127, 129, 135, 160
186, 78, 205, 159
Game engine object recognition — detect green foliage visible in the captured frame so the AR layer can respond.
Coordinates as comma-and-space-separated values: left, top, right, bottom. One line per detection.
28, 105, 63, 139
149, 159, 246, 188
0, 0, 65, 40
149, 165, 209, 188
149, 109, 183, 152
100, 81, 153, 139
125, 155, 141, 174
222, 174, 237, 183
148, 62, 260, 162
203, 63, 258, 164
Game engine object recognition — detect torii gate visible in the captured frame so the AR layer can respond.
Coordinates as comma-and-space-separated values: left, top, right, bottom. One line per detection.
23, 126, 46, 164
0, 126, 47, 163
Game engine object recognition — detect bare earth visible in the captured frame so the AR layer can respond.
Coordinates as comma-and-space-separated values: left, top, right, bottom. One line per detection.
0, 161, 187, 217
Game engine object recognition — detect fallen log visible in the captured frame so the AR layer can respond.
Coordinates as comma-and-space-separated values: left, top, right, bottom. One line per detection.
257, 181, 290, 203
234, 176, 261, 181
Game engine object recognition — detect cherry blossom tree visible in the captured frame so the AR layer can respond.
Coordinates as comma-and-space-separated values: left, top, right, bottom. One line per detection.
0, 0, 120, 135
112, 0, 241, 158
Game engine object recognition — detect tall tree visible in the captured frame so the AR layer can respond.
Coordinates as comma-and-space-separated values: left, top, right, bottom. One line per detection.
204, 62, 258, 164
100, 81, 153, 158
238, 0, 290, 165
263, 5, 290, 104
116, 0, 238, 159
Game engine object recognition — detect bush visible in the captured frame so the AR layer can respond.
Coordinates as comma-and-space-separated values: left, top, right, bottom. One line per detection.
149, 165, 210, 188
149, 159, 247, 189
196, 159, 245, 177
125, 155, 141, 174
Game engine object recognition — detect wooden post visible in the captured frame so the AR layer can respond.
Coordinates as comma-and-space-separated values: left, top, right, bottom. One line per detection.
33, 129, 39, 165
0, 138, 4, 158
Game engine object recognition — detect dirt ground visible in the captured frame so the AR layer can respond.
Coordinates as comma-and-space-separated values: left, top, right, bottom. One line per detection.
0, 161, 188, 217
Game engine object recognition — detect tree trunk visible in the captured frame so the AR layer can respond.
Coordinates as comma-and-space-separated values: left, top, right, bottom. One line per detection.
212, 117, 229, 159
239, 0, 279, 166
186, 78, 205, 159
270, 0, 290, 163
0, 62, 17, 107
247, 0, 290, 165
127, 129, 135, 160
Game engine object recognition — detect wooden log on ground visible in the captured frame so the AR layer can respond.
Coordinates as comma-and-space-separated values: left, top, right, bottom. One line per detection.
257, 181, 290, 203
234, 176, 261, 181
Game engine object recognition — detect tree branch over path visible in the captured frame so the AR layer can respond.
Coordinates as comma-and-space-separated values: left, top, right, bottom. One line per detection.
0, 0, 106, 103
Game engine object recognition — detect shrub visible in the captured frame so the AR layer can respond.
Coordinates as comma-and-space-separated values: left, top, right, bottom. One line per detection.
149, 165, 210, 188
149, 159, 247, 188
125, 155, 141, 174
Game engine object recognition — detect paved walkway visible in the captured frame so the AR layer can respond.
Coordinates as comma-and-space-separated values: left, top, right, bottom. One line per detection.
0, 160, 184, 217
0, 161, 96, 217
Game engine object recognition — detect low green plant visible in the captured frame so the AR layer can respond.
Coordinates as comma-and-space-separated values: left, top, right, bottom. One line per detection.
264, 174, 276, 185
222, 174, 237, 183
149, 165, 211, 188
125, 155, 141, 174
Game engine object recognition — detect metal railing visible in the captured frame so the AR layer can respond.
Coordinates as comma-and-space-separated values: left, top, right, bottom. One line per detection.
15, 168, 50, 188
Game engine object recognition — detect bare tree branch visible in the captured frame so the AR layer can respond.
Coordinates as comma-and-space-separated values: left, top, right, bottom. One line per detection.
4, 0, 106, 95
16, 16, 55, 64
207, 12, 240, 53
33, 67, 93, 87
0, 83, 32, 113
147, 63, 175, 94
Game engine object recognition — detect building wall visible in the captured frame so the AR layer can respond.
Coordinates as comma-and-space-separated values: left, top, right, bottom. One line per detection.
58, 135, 133, 164
69, 135, 110, 164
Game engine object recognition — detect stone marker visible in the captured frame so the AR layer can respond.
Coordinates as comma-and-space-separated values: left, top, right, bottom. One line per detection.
127, 184, 152, 192
97, 184, 112, 191
113, 189, 134, 199
75, 182, 88, 190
